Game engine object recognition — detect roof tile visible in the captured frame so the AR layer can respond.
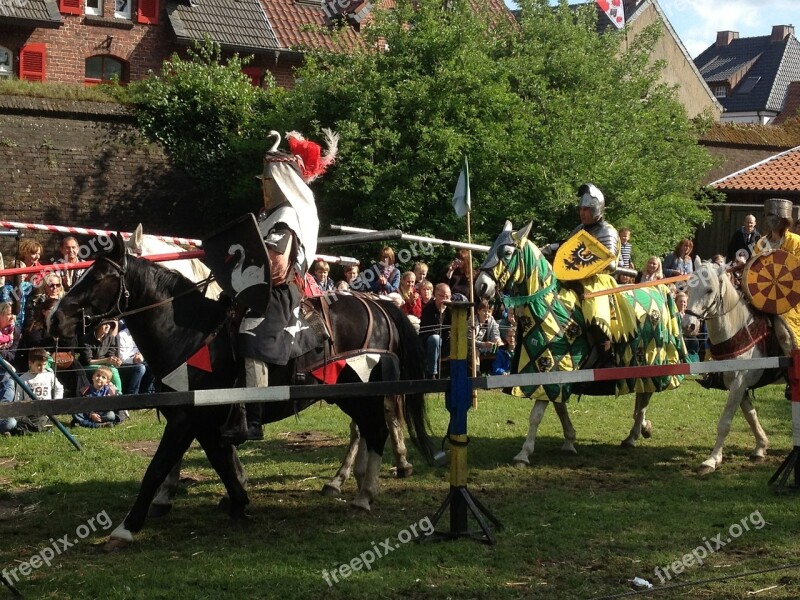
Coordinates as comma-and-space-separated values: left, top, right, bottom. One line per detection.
711, 145, 800, 192
167, 0, 280, 52
0, 0, 61, 26
694, 32, 800, 114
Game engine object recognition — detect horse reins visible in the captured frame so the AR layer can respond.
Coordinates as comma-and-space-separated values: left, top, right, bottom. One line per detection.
84, 253, 216, 327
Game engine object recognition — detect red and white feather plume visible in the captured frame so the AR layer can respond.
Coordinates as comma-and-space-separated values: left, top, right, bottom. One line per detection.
286, 128, 339, 183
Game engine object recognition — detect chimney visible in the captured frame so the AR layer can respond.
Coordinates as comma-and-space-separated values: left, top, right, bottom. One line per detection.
716, 31, 739, 47
772, 25, 795, 42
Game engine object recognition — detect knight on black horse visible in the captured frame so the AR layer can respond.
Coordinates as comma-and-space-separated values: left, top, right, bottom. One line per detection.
204, 130, 338, 443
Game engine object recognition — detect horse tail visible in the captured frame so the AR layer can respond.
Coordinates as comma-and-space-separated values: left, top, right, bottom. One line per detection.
381, 300, 436, 464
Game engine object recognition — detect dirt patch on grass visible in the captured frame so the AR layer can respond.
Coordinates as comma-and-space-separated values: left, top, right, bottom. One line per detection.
0, 458, 16, 470
118, 440, 160, 457
277, 431, 342, 451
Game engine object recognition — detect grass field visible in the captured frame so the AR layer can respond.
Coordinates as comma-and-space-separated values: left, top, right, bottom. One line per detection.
1, 379, 800, 599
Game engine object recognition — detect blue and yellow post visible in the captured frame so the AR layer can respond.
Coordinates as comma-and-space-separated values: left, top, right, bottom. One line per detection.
427, 301, 502, 544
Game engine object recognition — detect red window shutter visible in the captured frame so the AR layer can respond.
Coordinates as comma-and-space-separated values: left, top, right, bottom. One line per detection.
242, 67, 262, 87
19, 44, 46, 83
137, 0, 159, 24
58, 0, 81, 15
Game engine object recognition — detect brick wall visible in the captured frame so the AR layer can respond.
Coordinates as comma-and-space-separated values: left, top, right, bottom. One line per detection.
0, 95, 202, 261
0, 7, 171, 84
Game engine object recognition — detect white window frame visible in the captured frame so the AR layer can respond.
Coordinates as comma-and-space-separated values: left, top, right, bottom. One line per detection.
114, 0, 130, 19
85, 0, 103, 17
0, 46, 12, 79
714, 85, 727, 99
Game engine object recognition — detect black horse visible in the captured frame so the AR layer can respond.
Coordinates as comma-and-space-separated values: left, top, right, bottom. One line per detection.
50, 234, 434, 549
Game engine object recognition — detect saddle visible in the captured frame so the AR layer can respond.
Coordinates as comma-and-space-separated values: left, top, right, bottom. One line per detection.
293, 292, 401, 386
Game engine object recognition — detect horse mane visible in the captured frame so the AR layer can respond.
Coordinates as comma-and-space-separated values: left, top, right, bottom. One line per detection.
126, 254, 199, 300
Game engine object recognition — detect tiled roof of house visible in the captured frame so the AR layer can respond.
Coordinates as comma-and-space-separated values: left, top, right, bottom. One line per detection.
774, 81, 800, 125
694, 32, 800, 114
261, 0, 362, 52
700, 119, 800, 149
0, 0, 61, 27
711, 145, 800, 192
166, 0, 510, 56
167, 0, 280, 52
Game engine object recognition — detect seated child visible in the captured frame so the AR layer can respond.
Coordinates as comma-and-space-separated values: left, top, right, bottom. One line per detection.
491, 327, 517, 376
475, 299, 502, 356
13, 347, 64, 433
72, 366, 128, 428
312, 260, 335, 293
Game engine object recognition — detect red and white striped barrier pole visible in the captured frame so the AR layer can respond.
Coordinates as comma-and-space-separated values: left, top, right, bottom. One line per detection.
0, 222, 359, 268
0, 250, 358, 279
0, 220, 202, 247
0, 251, 206, 278
768, 347, 800, 492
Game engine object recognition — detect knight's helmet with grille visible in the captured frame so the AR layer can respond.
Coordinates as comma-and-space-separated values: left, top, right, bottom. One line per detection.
764, 197, 793, 220
577, 183, 605, 221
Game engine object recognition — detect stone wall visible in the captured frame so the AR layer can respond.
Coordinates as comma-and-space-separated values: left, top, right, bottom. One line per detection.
0, 95, 202, 262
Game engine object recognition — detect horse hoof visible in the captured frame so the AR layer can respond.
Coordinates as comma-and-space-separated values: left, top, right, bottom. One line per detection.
350, 498, 371, 512
641, 421, 653, 439
147, 503, 172, 519
104, 538, 130, 552
321, 484, 341, 498
620, 439, 636, 449
395, 465, 413, 478
749, 454, 767, 463
218, 496, 231, 512
561, 444, 577, 455
512, 460, 529, 469
696, 464, 716, 476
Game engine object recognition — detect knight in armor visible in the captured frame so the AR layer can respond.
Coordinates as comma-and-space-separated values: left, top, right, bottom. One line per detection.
543, 184, 630, 369
572, 183, 620, 271
753, 198, 800, 354
219, 130, 337, 443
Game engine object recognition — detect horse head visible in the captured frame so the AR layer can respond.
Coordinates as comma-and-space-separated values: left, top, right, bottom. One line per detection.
475, 220, 549, 304
682, 261, 729, 337
49, 232, 129, 340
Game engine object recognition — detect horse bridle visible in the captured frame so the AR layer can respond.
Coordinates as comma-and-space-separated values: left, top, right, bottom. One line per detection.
82, 253, 131, 330
683, 274, 739, 323
81, 252, 214, 330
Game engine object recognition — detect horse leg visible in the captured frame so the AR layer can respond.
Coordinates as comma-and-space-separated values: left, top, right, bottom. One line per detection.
148, 459, 182, 518
512, 400, 549, 467
740, 392, 768, 462
553, 401, 577, 454
385, 395, 412, 477
698, 377, 747, 475
621, 392, 653, 448
193, 431, 250, 520
322, 420, 360, 497
351, 429, 388, 512
106, 417, 195, 551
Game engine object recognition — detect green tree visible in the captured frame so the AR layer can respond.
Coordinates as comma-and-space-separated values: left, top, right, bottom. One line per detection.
272, 0, 712, 261
125, 38, 275, 227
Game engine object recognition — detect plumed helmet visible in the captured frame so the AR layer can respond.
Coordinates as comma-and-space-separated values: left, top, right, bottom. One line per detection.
257, 129, 338, 210
764, 198, 793, 220
577, 183, 605, 220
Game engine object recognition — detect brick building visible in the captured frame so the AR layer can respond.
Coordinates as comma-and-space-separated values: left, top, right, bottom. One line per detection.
0, 0, 369, 86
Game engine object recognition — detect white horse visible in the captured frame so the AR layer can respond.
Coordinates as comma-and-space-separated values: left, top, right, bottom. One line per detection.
127, 225, 412, 510
681, 262, 783, 475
